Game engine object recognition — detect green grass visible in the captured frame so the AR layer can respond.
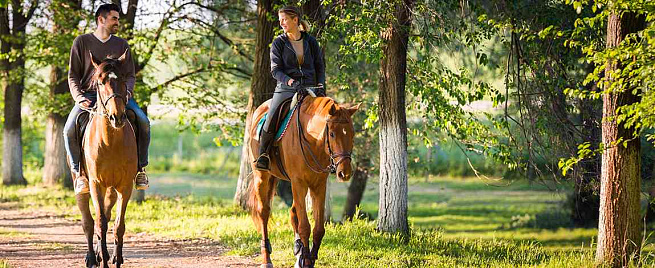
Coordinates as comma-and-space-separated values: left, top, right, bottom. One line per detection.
0, 227, 30, 239
0, 260, 11, 268
5, 174, 655, 267
38, 242, 74, 252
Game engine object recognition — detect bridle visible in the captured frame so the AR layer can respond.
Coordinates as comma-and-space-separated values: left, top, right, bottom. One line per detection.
81, 72, 128, 119
296, 97, 353, 174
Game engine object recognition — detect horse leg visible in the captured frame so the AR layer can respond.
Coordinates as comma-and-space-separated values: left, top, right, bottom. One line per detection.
90, 183, 110, 268
76, 192, 97, 268
111, 188, 132, 268
309, 182, 327, 266
251, 171, 275, 267
103, 188, 117, 223
290, 182, 312, 268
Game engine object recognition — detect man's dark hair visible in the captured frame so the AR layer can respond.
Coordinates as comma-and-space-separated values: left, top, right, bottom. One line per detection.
95, 4, 120, 23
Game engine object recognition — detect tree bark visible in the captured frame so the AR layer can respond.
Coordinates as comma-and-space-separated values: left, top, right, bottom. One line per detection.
377, 0, 413, 236
234, 0, 278, 209
43, 108, 71, 187
595, 9, 645, 267
342, 157, 370, 221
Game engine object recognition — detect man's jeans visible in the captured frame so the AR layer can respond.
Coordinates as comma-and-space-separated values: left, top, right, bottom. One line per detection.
63, 93, 150, 174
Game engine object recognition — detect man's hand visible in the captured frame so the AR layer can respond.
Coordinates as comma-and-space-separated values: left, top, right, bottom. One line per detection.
287, 78, 295, 87
78, 99, 93, 109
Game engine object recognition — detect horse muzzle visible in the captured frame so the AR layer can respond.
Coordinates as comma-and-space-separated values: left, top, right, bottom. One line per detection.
336, 161, 352, 182
109, 114, 126, 128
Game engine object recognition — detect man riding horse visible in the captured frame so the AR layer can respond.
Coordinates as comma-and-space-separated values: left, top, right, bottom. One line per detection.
64, 3, 150, 195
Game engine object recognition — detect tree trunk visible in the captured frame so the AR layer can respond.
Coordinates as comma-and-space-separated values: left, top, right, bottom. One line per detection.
3, 82, 25, 185
1, 2, 33, 186
595, 9, 645, 267
377, 0, 413, 236
234, 0, 278, 209
342, 157, 370, 221
43, 110, 71, 187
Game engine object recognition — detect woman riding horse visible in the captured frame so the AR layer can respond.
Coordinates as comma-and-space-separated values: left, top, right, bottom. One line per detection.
254, 5, 325, 171
249, 6, 360, 268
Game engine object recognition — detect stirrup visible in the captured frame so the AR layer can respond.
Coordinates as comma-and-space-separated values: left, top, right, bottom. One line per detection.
135, 170, 149, 190
74, 172, 90, 195
255, 153, 271, 171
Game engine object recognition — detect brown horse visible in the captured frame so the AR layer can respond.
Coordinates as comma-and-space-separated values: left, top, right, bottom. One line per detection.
249, 93, 359, 268
76, 50, 138, 268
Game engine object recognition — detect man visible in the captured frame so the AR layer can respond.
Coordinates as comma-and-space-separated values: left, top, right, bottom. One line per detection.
64, 4, 150, 195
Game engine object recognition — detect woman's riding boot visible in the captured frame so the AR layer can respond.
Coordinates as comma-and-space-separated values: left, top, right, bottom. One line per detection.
255, 130, 276, 171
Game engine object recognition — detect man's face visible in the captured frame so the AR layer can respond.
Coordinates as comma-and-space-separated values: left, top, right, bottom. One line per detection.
99, 10, 120, 34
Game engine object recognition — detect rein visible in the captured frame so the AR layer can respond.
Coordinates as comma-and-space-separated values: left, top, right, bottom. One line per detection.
295, 92, 352, 174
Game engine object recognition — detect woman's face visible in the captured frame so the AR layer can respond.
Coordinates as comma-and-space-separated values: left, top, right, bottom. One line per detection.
279, 12, 298, 33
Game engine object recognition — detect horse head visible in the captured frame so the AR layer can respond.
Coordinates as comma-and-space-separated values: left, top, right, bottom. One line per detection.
325, 102, 360, 182
90, 49, 129, 129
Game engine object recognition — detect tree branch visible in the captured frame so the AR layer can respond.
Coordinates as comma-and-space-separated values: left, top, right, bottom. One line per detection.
150, 67, 207, 94
182, 15, 254, 62
137, 6, 172, 72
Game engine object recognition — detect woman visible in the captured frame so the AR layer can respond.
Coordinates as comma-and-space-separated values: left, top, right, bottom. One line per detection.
255, 6, 326, 171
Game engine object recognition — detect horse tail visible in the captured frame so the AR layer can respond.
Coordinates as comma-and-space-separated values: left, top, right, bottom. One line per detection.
248, 172, 279, 232
246, 171, 256, 212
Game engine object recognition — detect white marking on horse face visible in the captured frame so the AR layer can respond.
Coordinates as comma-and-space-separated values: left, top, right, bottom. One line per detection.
108, 72, 117, 79
97, 79, 105, 90
342, 128, 347, 135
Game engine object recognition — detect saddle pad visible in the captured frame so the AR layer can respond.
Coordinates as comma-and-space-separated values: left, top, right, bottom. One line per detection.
255, 104, 297, 142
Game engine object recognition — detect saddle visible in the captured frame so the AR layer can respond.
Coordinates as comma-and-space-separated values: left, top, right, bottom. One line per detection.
255, 87, 324, 143
254, 99, 296, 143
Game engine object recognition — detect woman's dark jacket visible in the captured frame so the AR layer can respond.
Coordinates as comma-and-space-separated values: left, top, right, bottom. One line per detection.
270, 31, 325, 88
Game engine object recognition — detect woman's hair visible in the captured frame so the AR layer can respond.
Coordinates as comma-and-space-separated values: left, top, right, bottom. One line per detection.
278, 6, 310, 32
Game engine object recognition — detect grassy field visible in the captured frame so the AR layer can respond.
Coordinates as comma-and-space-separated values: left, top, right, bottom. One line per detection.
5, 121, 655, 266
5, 173, 655, 267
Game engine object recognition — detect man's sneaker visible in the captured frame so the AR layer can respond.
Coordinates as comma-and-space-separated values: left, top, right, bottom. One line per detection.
74, 174, 90, 195
135, 169, 149, 190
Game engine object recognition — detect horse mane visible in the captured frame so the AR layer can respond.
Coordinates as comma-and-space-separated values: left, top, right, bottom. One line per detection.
301, 97, 351, 122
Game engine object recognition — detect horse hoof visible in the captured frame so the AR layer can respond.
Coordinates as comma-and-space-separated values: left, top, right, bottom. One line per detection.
260, 263, 274, 268
111, 254, 124, 264
85, 252, 98, 268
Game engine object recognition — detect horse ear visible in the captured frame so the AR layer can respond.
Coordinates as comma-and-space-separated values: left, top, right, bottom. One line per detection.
328, 104, 338, 116
346, 103, 361, 117
89, 51, 100, 69
117, 48, 129, 63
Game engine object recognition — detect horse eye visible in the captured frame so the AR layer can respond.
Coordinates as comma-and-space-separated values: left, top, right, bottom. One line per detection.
329, 132, 335, 138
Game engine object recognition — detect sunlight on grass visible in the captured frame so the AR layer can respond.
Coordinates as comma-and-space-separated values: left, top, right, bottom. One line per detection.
0, 228, 31, 239
38, 242, 74, 252
0, 260, 11, 268
5, 174, 655, 267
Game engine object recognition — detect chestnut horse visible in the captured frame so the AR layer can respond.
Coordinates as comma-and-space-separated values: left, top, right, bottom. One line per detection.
249, 93, 359, 268
76, 50, 138, 268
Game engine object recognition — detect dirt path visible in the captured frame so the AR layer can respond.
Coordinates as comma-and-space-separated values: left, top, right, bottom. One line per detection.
0, 203, 258, 268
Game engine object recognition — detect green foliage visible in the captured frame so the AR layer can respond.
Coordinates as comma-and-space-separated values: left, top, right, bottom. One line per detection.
559, 0, 655, 174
